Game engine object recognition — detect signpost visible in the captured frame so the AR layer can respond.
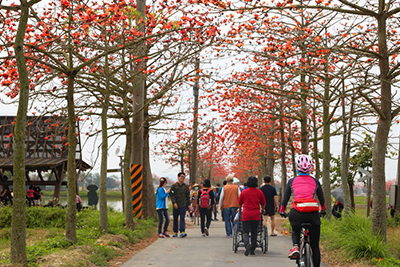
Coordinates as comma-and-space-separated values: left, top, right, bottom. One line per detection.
358, 167, 372, 217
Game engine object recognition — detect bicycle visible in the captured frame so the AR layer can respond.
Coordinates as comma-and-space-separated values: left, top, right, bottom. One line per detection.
297, 222, 313, 267
280, 212, 314, 267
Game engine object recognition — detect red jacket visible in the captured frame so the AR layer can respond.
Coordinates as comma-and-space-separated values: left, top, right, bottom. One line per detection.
238, 187, 266, 221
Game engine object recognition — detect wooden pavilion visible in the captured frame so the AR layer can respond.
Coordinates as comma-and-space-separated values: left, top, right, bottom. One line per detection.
0, 116, 91, 198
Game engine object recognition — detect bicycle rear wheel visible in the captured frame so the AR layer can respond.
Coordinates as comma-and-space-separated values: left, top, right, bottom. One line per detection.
304, 243, 313, 267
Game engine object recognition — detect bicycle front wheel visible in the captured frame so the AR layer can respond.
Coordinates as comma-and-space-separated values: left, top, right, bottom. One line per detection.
304, 243, 313, 267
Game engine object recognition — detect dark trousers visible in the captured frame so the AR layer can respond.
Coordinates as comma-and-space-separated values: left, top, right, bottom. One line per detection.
289, 209, 321, 267
173, 206, 187, 233
213, 204, 218, 219
242, 220, 259, 252
157, 209, 170, 234
27, 197, 34, 207
199, 207, 212, 233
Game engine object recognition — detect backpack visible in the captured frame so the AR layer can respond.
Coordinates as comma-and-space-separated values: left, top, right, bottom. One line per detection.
199, 189, 212, 209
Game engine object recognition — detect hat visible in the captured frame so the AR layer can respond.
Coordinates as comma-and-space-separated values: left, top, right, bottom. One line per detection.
225, 174, 234, 182
233, 177, 240, 184
192, 183, 200, 190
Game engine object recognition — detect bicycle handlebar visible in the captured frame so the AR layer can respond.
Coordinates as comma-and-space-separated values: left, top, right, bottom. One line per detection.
279, 212, 288, 218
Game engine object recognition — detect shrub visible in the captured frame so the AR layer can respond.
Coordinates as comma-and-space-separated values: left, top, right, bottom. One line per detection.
321, 214, 388, 260
0, 207, 12, 228
26, 207, 66, 228
0, 228, 11, 240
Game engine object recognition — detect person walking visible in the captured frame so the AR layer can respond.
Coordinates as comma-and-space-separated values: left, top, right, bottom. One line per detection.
219, 174, 241, 237
280, 154, 326, 267
0, 185, 12, 206
76, 194, 83, 211
238, 176, 266, 256
217, 180, 227, 221
170, 172, 190, 238
156, 177, 170, 238
212, 185, 219, 221
26, 186, 35, 207
260, 176, 279, 236
197, 179, 215, 237
32, 184, 42, 206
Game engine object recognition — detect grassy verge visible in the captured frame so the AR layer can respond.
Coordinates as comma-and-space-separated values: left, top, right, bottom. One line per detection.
0, 207, 156, 267
321, 210, 400, 266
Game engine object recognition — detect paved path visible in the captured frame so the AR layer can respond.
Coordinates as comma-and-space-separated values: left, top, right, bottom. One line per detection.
122, 217, 328, 267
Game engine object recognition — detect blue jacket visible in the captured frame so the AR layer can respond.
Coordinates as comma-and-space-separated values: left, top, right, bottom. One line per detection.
156, 187, 169, 209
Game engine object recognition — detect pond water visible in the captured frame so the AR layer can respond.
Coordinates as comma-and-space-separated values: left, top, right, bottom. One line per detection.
42, 195, 123, 212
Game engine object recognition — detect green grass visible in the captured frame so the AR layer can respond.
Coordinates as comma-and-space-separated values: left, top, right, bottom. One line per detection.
0, 208, 156, 266
318, 201, 400, 266
353, 195, 389, 206
321, 214, 388, 264
88, 244, 119, 265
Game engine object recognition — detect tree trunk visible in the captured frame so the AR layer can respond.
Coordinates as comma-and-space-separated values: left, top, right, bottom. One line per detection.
99, 31, 111, 232
120, 46, 134, 229
371, 10, 392, 241
65, 74, 78, 242
311, 100, 320, 181
124, 120, 134, 229
288, 122, 296, 177
341, 81, 353, 217
130, 0, 146, 219
266, 135, 275, 183
142, 120, 157, 218
322, 76, 331, 219
11, 1, 29, 264
190, 58, 200, 185
99, 93, 110, 232
279, 116, 287, 202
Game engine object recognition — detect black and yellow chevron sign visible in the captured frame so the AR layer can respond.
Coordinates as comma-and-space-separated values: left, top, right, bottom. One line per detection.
131, 164, 143, 219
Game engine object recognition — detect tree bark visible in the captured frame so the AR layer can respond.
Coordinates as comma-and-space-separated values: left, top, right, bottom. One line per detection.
124, 119, 134, 229
371, 10, 392, 241
279, 116, 287, 202
266, 135, 275, 183
65, 74, 78, 242
341, 81, 353, 217
322, 70, 332, 219
99, 29, 111, 232
130, 0, 146, 219
11, 0, 30, 264
142, 118, 156, 218
99, 92, 110, 232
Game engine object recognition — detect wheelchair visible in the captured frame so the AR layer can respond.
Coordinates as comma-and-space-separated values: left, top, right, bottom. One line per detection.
232, 209, 268, 253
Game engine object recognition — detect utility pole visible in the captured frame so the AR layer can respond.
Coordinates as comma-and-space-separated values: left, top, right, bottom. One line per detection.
190, 58, 200, 186
118, 152, 125, 213
358, 167, 372, 217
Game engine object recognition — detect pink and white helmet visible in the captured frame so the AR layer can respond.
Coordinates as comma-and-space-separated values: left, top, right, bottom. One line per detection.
295, 154, 313, 173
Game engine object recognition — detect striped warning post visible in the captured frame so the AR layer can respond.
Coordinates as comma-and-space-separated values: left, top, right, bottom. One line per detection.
131, 164, 143, 219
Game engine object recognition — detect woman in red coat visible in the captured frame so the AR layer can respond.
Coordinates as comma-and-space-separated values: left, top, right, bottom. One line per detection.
238, 176, 266, 256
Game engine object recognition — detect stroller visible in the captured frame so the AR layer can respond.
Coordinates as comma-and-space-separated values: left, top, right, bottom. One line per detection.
232, 209, 268, 253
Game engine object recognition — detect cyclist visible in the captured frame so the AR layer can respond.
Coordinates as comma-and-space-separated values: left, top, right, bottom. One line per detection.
280, 154, 326, 267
